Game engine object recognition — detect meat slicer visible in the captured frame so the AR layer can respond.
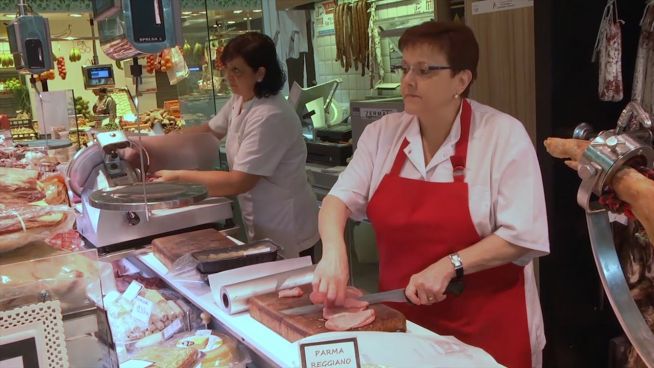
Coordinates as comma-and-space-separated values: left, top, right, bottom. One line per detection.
572, 101, 654, 365
66, 130, 233, 248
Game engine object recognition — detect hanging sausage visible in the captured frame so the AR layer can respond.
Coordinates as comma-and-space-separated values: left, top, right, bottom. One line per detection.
592, 0, 624, 102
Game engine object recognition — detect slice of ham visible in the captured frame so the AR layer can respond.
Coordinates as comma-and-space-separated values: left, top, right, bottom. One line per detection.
323, 305, 368, 320
278, 287, 304, 298
325, 309, 376, 331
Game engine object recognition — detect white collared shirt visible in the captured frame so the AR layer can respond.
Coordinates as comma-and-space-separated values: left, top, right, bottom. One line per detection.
208, 94, 319, 258
329, 99, 549, 366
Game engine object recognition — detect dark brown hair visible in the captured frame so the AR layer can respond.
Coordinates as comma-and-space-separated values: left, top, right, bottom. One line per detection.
399, 21, 479, 97
220, 32, 286, 98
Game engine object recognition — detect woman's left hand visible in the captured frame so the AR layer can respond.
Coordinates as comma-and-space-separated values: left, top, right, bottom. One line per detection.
152, 170, 181, 182
405, 257, 455, 305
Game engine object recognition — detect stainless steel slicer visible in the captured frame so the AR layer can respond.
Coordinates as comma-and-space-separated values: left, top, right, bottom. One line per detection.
66, 131, 232, 248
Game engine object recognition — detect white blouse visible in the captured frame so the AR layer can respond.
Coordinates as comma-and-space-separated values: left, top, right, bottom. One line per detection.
329, 99, 549, 366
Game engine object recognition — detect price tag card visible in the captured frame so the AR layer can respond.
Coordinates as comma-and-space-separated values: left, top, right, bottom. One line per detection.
131, 296, 154, 326
162, 319, 183, 340
122, 281, 144, 301
300, 338, 361, 368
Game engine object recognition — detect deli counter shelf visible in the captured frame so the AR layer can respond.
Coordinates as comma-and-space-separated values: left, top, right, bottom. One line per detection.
136, 252, 453, 368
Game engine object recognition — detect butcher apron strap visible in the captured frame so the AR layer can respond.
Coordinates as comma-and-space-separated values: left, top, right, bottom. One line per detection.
450, 99, 472, 183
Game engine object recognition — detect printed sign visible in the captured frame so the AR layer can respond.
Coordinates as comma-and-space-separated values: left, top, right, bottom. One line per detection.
122, 281, 144, 301
472, 0, 533, 15
360, 107, 399, 121
131, 296, 154, 326
315, 1, 337, 36
300, 338, 361, 368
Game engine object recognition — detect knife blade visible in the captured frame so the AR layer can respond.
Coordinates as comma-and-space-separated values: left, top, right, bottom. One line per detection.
281, 288, 408, 316
280, 279, 464, 316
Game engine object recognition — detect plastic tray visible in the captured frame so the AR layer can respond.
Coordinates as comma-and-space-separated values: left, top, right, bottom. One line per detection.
193, 239, 280, 274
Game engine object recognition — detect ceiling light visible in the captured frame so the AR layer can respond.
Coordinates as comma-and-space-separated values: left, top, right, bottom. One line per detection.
182, 11, 192, 15
199, 11, 206, 14
63, 36, 77, 40
253, 9, 262, 13
69, 13, 83, 17
233, 10, 243, 14
227, 20, 235, 24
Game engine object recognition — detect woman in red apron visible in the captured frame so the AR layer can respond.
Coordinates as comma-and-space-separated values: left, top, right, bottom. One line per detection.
314, 21, 549, 368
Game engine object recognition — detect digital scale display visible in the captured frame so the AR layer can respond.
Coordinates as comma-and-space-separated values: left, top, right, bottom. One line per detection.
83, 65, 115, 89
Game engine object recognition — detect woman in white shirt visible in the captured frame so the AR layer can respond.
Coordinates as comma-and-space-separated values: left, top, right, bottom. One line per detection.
155, 32, 319, 260
313, 21, 549, 367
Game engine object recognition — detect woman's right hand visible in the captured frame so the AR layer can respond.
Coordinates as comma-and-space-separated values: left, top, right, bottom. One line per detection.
312, 244, 350, 306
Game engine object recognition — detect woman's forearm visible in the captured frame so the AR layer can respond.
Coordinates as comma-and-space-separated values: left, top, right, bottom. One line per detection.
174, 170, 258, 197
318, 195, 351, 257
456, 235, 531, 275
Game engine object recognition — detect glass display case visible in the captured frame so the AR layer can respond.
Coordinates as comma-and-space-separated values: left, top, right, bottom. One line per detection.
175, 1, 263, 127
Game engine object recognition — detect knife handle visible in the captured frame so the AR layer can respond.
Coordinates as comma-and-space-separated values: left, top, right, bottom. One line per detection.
444, 278, 464, 296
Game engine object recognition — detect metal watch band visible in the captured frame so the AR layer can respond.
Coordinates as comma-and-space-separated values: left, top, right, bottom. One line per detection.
449, 253, 464, 279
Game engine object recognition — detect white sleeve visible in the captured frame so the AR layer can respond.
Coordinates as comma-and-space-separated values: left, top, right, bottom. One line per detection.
207, 97, 233, 135
328, 124, 377, 221
491, 124, 550, 265
231, 111, 295, 176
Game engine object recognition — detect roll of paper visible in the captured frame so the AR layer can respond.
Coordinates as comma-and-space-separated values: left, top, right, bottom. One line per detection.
219, 265, 315, 314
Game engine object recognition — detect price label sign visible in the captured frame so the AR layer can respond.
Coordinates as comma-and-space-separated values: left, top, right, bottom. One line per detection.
300, 338, 361, 368
162, 319, 183, 340
131, 296, 154, 326
122, 281, 144, 301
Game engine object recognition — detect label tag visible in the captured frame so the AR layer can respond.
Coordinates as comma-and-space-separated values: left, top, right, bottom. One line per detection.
162, 319, 183, 340
360, 108, 398, 121
300, 338, 361, 368
122, 281, 144, 301
131, 296, 153, 326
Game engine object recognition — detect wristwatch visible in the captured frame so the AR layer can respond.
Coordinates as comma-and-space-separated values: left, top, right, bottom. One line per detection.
449, 253, 464, 279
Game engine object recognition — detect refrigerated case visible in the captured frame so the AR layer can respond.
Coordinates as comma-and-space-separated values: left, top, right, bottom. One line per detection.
173, 2, 263, 127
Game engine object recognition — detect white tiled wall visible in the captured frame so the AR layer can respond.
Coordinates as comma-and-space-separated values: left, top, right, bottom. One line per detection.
313, 0, 434, 104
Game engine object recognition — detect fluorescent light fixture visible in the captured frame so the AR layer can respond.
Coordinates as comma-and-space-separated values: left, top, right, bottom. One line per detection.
233, 10, 243, 14
182, 11, 192, 15
253, 9, 262, 13
69, 13, 83, 17
63, 36, 77, 40
227, 20, 235, 24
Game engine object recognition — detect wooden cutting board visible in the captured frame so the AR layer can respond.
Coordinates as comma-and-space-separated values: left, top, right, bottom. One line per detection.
248, 284, 406, 342
152, 228, 237, 269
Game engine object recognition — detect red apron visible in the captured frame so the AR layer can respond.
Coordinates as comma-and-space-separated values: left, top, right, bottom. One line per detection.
366, 100, 531, 368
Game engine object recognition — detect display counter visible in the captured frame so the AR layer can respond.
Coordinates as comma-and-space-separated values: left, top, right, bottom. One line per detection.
136, 252, 501, 368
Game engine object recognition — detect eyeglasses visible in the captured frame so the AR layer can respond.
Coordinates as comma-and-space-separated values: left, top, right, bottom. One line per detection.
390, 63, 452, 77
225, 67, 244, 77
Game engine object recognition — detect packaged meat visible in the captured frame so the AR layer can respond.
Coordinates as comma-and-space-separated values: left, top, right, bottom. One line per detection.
0, 249, 100, 313
131, 346, 199, 368
0, 204, 75, 253
193, 238, 280, 275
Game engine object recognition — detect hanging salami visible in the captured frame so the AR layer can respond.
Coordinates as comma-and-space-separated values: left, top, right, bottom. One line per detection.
592, 0, 624, 102
633, 3, 654, 116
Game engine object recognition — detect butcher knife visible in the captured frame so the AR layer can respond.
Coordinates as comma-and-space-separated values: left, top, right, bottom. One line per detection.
281, 279, 464, 316
281, 288, 408, 316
